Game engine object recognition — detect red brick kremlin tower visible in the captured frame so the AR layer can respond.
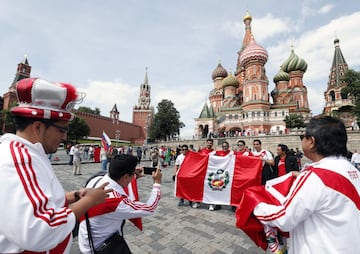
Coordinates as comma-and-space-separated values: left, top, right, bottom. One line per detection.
195, 11, 311, 138
322, 37, 355, 128
132, 68, 154, 142
3, 56, 31, 111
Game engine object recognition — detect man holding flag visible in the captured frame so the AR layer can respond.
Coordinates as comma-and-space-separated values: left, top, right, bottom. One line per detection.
78, 154, 162, 253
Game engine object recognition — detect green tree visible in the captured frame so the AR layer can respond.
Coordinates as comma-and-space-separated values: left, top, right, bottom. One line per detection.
284, 113, 306, 129
77, 106, 101, 115
341, 69, 360, 120
0, 108, 16, 134
148, 99, 185, 141
67, 117, 90, 142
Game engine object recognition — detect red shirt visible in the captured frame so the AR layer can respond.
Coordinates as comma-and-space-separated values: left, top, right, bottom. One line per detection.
235, 150, 253, 156
278, 157, 286, 176
199, 148, 214, 155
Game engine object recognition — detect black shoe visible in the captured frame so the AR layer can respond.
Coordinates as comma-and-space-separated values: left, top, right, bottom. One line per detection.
189, 201, 193, 207
178, 200, 184, 206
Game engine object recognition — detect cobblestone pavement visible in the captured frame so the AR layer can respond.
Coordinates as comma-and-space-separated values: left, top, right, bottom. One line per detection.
52, 151, 268, 254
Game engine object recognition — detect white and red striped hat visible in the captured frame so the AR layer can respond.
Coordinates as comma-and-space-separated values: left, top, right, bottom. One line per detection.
11, 78, 85, 121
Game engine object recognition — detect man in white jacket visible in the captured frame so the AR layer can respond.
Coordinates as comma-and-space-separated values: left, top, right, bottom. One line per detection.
254, 116, 360, 254
78, 153, 162, 253
0, 78, 111, 253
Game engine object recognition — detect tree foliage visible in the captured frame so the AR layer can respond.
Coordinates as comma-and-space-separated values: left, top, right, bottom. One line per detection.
77, 106, 101, 115
283, 113, 306, 129
341, 69, 360, 119
67, 117, 90, 142
148, 99, 185, 141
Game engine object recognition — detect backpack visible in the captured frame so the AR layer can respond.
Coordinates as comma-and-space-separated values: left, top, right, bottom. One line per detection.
72, 171, 107, 238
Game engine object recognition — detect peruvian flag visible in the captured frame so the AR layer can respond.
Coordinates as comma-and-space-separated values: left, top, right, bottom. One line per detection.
175, 151, 262, 206
235, 173, 296, 250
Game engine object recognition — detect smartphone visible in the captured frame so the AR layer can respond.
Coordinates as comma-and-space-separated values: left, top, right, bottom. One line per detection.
143, 166, 157, 175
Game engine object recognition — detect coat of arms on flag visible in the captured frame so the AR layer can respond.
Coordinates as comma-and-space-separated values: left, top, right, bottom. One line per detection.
175, 151, 262, 206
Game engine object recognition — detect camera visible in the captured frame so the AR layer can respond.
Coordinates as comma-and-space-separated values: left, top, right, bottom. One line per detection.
143, 166, 157, 175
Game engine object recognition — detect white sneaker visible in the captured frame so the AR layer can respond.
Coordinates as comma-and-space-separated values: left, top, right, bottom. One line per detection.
192, 203, 199, 208
208, 204, 214, 211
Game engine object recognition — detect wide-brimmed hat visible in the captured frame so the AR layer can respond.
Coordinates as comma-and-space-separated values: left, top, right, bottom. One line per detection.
11, 78, 85, 121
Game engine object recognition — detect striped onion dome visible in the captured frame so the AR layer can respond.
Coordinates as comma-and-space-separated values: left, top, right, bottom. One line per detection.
273, 68, 290, 83
222, 72, 239, 88
211, 63, 228, 80
240, 36, 268, 65
282, 49, 307, 73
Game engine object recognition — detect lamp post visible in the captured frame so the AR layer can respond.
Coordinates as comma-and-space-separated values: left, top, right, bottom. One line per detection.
144, 113, 151, 145
115, 130, 120, 146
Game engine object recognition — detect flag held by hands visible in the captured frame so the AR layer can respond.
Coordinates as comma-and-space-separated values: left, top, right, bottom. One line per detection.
175, 151, 263, 206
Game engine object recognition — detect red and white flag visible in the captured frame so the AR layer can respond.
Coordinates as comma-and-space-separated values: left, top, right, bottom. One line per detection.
175, 151, 262, 206
124, 177, 143, 231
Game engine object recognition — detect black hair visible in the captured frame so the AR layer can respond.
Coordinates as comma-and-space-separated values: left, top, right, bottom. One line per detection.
237, 140, 246, 146
277, 144, 289, 153
109, 154, 138, 181
206, 138, 214, 143
13, 116, 59, 132
181, 144, 189, 149
253, 139, 262, 145
305, 116, 347, 157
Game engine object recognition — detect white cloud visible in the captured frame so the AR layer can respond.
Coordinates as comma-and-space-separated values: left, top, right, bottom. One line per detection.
222, 13, 293, 42
78, 80, 138, 116
318, 4, 334, 14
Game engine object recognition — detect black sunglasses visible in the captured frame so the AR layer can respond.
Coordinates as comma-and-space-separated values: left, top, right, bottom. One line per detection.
48, 123, 69, 134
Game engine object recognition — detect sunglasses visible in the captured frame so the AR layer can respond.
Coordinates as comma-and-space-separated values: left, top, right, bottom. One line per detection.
48, 123, 69, 134
182, 148, 188, 151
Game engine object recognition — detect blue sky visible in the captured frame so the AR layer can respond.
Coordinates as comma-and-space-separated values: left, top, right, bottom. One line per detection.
0, 0, 359, 138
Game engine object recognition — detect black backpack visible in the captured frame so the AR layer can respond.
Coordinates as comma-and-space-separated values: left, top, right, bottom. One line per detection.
72, 171, 107, 238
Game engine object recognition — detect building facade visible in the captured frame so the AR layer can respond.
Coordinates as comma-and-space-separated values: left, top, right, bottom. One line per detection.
195, 12, 311, 138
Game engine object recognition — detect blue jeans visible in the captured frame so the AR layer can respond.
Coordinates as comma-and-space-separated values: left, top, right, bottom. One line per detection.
101, 160, 108, 171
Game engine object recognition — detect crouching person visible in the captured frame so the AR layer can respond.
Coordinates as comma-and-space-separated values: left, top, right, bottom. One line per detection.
78, 154, 162, 254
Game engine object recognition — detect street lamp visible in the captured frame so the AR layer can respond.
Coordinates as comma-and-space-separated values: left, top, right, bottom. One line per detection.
145, 113, 151, 145
115, 130, 120, 145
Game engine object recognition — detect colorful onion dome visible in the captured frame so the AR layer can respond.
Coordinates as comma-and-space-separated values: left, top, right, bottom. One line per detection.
239, 36, 268, 65
243, 11, 252, 22
222, 72, 239, 88
281, 49, 308, 73
273, 68, 290, 83
211, 62, 228, 80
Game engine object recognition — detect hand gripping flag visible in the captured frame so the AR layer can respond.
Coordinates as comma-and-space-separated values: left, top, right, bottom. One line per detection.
101, 131, 112, 152
235, 173, 295, 251
175, 151, 262, 206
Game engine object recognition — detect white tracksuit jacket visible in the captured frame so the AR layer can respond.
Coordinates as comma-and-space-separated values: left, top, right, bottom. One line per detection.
0, 134, 75, 253
254, 156, 360, 254
78, 174, 161, 254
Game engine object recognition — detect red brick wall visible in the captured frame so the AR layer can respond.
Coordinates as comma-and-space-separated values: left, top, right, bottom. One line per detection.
76, 111, 145, 144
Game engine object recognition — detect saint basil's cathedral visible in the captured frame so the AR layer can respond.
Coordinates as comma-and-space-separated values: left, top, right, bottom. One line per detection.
194, 12, 354, 139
